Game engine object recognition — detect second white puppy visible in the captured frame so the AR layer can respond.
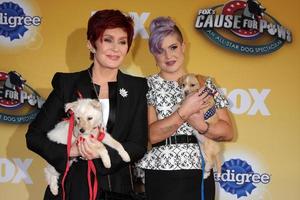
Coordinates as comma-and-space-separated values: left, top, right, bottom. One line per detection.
45, 98, 130, 195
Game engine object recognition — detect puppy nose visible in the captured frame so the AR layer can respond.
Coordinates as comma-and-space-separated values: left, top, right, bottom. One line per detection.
184, 91, 189, 96
79, 128, 85, 133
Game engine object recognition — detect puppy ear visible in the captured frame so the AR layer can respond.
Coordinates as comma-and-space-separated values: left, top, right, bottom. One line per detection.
196, 74, 206, 87
177, 75, 186, 86
90, 99, 101, 110
65, 101, 78, 113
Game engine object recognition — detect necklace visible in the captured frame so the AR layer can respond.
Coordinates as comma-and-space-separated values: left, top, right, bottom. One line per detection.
88, 69, 101, 99
88, 69, 108, 130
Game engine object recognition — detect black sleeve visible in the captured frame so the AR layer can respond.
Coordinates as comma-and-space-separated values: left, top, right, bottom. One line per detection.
25, 73, 68, 173
94, 78, 148, 175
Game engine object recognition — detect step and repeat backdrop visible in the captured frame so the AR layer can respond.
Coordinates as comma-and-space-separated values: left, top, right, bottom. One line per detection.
0, 0, 299, 199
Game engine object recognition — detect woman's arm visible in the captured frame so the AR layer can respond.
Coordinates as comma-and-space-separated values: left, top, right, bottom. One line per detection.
187, 108, 234, 141
25, 73, 69, 173
148, 90, 210, 144
147, 105, 183, 144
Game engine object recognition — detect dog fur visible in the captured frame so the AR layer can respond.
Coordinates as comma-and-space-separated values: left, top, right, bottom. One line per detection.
178, 74, 219, 124
44, 98, 130, 195
177, 73, 221, 178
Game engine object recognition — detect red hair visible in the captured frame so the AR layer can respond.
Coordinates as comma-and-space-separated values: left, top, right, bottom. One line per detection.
87, 10, 134, 59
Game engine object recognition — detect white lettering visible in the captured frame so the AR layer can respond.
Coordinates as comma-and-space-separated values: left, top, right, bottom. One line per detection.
259, 20, 268, 32
203, 15, 214, 28
195, 15, 205, 28
233, 15, 241, 29
215, 170, 271, 185
228, 89, 252, 114
222, 88, 271, 116
11, 159, 33, 184
0, 13, 41, 28
247, 89, 270, 116
224, 15, 233, 28
261, 173, 271, 184
129, 12, 150, 39
0, 158, 33, 184
0, 159, 15, 182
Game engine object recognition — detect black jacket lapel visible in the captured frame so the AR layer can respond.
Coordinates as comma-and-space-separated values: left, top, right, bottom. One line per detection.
74, 67, 98, 100
110, 70, 130, 139
106, 81, 117, 134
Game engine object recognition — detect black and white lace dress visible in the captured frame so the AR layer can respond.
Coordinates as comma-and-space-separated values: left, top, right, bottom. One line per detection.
136, 74, 202, 170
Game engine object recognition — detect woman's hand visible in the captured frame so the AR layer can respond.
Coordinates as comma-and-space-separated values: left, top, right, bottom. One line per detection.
179, 87, 211, 119
188, 109, 234, 141
187, 108, 211, 133
70, 142, 80, 157
186, 89, 214, 133
77, 136, 101, 160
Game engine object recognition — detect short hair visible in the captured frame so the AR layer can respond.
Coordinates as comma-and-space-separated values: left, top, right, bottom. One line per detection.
148, 16, 183, 54
87, 9, 134, 59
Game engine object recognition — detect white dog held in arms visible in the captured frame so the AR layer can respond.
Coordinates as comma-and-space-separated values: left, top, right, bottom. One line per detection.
44, 98, 130, 195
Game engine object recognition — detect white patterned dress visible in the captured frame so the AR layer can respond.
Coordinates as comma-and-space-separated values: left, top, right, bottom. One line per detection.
136, 74, 202, 171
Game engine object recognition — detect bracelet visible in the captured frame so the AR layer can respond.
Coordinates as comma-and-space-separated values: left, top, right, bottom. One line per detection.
176, 109, 185, 122
199, 121, 209, 135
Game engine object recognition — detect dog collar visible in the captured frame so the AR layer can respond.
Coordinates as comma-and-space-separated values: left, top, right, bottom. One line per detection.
204, 106, 216, 120
96, 127, 105, 142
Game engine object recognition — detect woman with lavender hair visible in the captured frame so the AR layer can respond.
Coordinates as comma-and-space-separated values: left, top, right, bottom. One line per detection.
136, 17, 233, 200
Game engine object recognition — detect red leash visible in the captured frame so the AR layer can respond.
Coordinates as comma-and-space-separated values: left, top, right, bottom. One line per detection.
86, 128, 106, 200
87, 160, 98, 200
60, 111, 105, 200
63, 92, 99, 200
61, 110, 74, 200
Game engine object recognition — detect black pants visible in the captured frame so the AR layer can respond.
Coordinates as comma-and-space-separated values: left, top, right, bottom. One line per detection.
145, 169, 215, 200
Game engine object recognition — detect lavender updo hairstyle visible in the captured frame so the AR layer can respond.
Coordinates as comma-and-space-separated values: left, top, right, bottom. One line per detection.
149, 16, 183, 54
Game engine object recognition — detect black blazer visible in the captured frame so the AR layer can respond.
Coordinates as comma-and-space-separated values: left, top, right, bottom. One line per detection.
26, 66, 148, 200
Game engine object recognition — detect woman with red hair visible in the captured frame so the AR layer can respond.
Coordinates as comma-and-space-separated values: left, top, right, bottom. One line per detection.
26, 9, 148, 200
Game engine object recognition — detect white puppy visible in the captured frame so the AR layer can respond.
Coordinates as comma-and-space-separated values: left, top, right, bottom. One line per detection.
44, 98, 130, 195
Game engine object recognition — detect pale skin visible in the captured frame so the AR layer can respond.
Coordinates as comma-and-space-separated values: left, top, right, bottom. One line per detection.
70, 27, 129, 159
148, 33, 233, 145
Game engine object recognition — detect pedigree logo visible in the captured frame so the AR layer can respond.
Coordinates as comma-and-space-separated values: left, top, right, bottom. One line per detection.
215, 158, 271, 198
195, 0, 292, 55
0, 1, 41, 41
0, 71, 44, 123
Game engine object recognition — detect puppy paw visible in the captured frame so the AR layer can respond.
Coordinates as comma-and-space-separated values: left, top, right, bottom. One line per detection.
102, 157, 111, 168
50, 184, 58, 196
203, 171, 210, 179
119, 151, 131, 162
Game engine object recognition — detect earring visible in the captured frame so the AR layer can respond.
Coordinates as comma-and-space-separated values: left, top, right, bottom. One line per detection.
90, 48, 96, 54
87, 41, 96, 54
